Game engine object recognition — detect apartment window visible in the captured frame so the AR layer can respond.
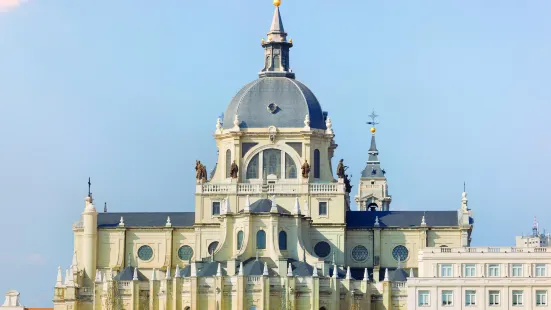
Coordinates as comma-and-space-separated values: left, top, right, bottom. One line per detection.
464, 264, 476, 277
489, 290, 500, 306
512, 264, 523, 277
212, 201, 221, 216
488, 264, 500, 277
536, 290, 548, 306
440, 264, 453, 277
465, 290, 476, 306
418, 290, 430, 306
512, 290, 523, 306
536, 264, 547, 277
319, 201, 328, 216
441, 290, 453, 306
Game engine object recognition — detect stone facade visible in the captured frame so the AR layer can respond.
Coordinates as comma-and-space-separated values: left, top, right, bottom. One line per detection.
52, 2, 474, 310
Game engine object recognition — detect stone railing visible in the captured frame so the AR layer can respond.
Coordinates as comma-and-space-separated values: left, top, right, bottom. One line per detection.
247, 276, 261, 284
79, 287, 94, 296
118, 281, 131, 289
392, 282, 407, 289
199, 182, 345, 195
437, 247, 548, 254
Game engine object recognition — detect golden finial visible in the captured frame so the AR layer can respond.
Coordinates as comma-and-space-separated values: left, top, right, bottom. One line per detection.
261, 38, 265, 44
274, 0, 281, 7
289, 38, 293, 44
268, 35, 272, 41
370, 127, 376, 133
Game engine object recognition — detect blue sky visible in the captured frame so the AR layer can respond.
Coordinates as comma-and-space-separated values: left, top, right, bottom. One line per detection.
1, 0, 550, 306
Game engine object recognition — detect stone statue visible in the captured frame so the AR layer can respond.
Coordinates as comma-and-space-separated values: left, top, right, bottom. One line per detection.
336, 159, 345, 178
344, 174, 353, 193
230, 160, 239, 179
301, 160, 310, 178
195, 160, 207, 181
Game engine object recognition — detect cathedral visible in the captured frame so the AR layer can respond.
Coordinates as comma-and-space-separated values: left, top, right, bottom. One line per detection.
52, 1, 474, 309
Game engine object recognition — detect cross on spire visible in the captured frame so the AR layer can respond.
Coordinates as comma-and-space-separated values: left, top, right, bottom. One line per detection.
367, 110, 379, 128
87, 177, 92, 197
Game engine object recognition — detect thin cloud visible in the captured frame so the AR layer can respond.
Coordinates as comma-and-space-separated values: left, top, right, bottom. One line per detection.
25, 253, 46, 266
0, 0, 25, 12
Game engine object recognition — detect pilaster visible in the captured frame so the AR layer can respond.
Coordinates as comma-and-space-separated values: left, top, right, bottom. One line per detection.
236, 274, 245, 310
382, 280, 392, 310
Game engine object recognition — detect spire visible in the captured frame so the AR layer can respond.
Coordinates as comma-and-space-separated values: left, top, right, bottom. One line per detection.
409, 268, 414, 278
166, 267, 171, 280
383, 268, 389, 281
312, 266, 318, 277
56, 267, 63, 287
175, 265, 181, 278
362, 110, 385, 178
216, 263, 222, 277
346, 266, 351, 280
294, 197, 301, 215
332, 264, 338, 279
133, 267, 138, 281
244, 195, 251, 213
363, 268, 369, 282
263, 262, 269, 276
152, 268, 157, 281
64, 269, 70, 285
287, 263, 293, 277
238, 261, 244, 276
259, 0, 295, 78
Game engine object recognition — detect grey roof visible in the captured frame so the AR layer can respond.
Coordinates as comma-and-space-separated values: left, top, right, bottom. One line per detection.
196, 261, 227, 277
391, 268, 409, 282
239, 198, 290, 214
223, 77, 326, 130
361, 134, 385, 178
290, 261, 315, 277
97, 212, 195, 228
179, 264, 191, 278
346, 211, 459, 228
269, 6, 285, 34
114, 267, 147, 281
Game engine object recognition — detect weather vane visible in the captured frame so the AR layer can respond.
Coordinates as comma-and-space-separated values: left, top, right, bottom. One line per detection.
367, 110, 379, 128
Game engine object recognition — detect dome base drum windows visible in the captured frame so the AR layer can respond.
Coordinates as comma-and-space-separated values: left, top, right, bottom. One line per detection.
246, 148, 297, 180
138, 245, 153, 261
278, 231, 287, 250
237, 231, 244, 250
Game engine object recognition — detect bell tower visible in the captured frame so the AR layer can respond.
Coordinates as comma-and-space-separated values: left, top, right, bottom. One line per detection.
355, 111, 392, 211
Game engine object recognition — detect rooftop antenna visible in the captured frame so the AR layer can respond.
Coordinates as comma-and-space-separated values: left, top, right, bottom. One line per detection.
104, 202, 107, 213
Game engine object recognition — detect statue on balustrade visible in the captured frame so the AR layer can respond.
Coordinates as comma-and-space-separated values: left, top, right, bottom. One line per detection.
336, 159, 346, 178
301, 160, 310, 178
195, 160, 207, 181
344, 174, 353, 193
230, 160, 239, 179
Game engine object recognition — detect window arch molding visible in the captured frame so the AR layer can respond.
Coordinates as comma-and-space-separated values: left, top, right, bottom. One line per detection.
241, 143, 302, 181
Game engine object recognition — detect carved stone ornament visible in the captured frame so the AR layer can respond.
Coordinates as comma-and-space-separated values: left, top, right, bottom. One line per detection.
268, 126, 277, 143
301, 160, 310, 178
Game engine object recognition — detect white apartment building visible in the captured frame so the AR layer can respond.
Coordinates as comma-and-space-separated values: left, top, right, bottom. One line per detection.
407, 246, 550, 310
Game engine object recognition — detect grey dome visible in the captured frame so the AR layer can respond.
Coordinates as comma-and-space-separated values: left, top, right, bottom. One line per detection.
223, 77, 326, 130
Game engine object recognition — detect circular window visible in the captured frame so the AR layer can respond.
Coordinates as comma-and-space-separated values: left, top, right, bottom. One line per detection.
208, 241, 219, 255
352, 245, 369, 262
178, 245, 194, 261
314, 241, 331, 258
392, 245, 409, 261
137, 245, 153, 261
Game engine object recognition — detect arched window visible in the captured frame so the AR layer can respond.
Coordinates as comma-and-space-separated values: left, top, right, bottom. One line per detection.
237, 230, 244, 250
285, 153, 297, 179
225, 150, 231, 178
256, 230, 266, 249
184, 307, 191, 310
263, 149, 281, 178
273, 55, 281, 70
313, 149, 320, 178
279, 231, 287, 250
246, 153, 259, 179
